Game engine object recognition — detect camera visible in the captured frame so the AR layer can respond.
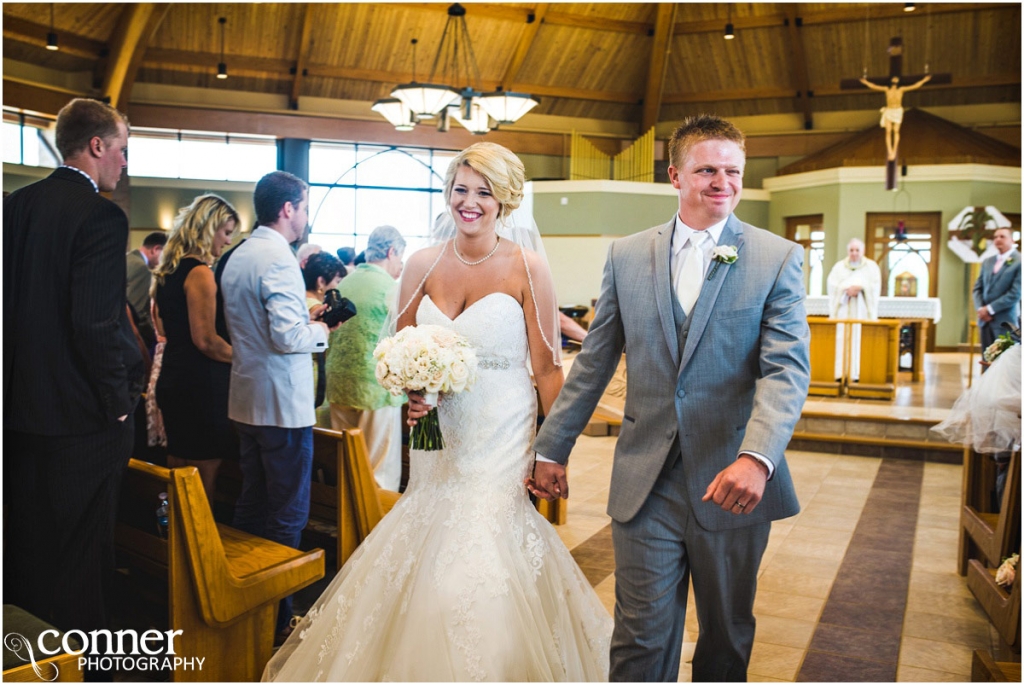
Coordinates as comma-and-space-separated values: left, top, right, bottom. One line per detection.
322, 289, 357, 327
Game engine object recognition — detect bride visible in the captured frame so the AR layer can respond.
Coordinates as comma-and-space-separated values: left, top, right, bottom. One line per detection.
263, 142, 612, 681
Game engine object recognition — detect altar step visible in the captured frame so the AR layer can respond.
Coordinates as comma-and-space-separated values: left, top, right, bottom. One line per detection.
580, 408, 961, 463
788, 411, 962, 463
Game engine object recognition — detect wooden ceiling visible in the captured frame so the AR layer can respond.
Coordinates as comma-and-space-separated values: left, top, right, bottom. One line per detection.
3, 2, 1021, 133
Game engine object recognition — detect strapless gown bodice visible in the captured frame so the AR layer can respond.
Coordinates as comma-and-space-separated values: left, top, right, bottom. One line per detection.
264, 293, 611, 682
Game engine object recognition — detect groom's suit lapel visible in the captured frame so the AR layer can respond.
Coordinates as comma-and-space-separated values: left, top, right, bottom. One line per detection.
679, 215, 745, 374
652, 219, 680, 368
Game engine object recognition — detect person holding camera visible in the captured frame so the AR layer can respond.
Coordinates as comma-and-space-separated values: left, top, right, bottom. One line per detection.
326, 225, 406, 491
303, 251, 346, 424
152, 194, 240, 498
220, 171, 341, 645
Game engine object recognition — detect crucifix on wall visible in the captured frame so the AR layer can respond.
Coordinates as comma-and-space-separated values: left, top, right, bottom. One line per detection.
841, 37, 951, 189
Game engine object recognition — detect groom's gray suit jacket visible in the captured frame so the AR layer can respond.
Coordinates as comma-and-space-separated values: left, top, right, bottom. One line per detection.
534, 214, 809, 531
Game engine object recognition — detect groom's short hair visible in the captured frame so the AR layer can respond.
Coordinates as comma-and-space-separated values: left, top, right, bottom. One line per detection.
668, 114, 746, 169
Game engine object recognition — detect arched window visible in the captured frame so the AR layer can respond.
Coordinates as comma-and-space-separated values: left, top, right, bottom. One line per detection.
308, 142, 456, 257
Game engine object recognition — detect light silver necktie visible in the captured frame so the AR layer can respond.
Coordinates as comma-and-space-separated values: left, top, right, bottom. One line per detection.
676, 231, 710, 316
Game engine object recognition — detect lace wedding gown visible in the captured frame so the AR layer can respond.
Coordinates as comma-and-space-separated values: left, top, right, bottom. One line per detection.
264, 293, 612, 682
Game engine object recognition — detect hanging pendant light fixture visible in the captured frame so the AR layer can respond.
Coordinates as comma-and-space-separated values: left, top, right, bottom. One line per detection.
46, 4, 59, 51
390, 33, 459, 119
450, 100, 491, 134
216, 17, 228, 79
378, 4, 538, 131
724, 5, 735, 40
372, 98, 416, 131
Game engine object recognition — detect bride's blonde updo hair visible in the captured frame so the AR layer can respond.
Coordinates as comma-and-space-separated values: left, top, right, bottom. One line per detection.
443, 142, 525, 222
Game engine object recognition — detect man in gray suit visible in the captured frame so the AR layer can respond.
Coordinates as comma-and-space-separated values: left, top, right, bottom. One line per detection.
220, 170, 337, 644
973, 226, 1021, 350
125, 230, 167, 351
532, 115, 810, 681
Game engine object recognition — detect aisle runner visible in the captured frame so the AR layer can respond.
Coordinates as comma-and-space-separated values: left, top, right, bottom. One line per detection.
796, 460, 924, 681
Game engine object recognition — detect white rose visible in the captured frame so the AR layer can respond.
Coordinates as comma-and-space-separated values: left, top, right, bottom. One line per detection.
448, 361, 469, 392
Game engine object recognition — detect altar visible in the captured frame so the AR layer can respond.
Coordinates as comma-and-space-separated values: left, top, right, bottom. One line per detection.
805, 296, 942, 382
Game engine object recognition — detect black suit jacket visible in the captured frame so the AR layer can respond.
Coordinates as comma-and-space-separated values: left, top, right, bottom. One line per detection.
4, 167, 145, 436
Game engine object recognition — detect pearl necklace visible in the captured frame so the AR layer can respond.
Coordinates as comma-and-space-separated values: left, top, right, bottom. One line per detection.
453, 236, 500, 266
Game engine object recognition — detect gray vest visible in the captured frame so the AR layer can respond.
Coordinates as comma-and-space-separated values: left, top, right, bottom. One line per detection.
671, 287, 696, 374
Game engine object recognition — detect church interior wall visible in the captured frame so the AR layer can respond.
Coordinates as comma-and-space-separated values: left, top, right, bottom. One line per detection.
769, 176, 1020, 348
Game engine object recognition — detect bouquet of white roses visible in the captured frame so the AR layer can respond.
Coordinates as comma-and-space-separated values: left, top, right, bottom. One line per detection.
374, 324, 478, 450
983, 332, 1017, 363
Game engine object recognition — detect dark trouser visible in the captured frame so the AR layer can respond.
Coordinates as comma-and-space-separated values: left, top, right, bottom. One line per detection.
4, 421, 133, 634
609, 452, 770, 682
232, 422, 313, 633
979, 321, 998, 351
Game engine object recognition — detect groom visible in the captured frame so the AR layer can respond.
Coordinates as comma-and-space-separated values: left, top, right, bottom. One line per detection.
532, 114, 809, 681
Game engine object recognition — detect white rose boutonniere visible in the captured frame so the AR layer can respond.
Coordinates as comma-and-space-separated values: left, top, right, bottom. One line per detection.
707, 245, 739, 281
712, 245, 739, 264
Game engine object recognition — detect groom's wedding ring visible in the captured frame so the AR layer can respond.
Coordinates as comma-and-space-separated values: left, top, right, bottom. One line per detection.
734, 501, 746, 510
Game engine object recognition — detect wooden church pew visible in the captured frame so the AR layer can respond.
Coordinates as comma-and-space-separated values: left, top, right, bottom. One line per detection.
114, 460, 324, 681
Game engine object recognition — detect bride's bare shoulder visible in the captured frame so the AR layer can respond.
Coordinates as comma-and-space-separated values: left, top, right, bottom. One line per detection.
404, 244, 444, 278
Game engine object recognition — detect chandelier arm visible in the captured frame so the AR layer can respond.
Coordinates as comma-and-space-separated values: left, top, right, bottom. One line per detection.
429, 17, 455, 83
459, 15, 484, 92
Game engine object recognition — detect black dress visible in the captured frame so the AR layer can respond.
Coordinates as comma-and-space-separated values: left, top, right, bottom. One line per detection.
155, 257, 237, 461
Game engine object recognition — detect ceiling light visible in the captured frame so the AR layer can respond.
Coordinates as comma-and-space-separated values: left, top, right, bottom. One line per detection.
904, 3, 916, 11
450, 100, 491, 134
46, 4, 58, 51
724, 23, 735, 40
372, 98, 416, 131
216, 17, 228, 79
378, 4, 538, 131
476, 91, 539, 125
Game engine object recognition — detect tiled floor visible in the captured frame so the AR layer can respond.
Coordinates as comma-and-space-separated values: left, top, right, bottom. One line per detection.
553, 352, 1011, 682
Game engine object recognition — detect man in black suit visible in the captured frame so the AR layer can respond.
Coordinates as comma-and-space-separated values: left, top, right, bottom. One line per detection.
4, 98, 145, 636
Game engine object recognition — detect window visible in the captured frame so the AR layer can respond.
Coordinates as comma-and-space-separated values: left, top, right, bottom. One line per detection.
308, 142, 456, 257
2, 110, 59, 168
785, 215, 825, 296
127, 127, 276, 182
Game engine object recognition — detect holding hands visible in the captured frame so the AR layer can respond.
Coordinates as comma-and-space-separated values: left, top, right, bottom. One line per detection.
526, 460, 568, 502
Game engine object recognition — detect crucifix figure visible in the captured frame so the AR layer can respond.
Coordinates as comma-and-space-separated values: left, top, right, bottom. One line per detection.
859, 73, 931, 162
841, 37, 951, 189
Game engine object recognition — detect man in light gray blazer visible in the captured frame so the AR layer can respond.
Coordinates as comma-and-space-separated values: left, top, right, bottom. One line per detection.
220, 170, 335, 642
532, 115, 810, 681
973, 226, 1021, 350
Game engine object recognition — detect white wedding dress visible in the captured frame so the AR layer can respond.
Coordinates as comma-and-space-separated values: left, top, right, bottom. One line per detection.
264, 292, 612, 682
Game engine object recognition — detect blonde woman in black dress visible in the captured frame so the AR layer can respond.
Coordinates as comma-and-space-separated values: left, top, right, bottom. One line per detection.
152, 194, 239, 497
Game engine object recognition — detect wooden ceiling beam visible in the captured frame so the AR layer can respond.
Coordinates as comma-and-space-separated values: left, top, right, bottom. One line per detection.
671, 2, 1012, 36
289, 4, 316, 110
103, 4, 170, 110
798, 3, 1011, 27
2, 15, 106, 59
143, 48, 294, 74
784, 5, 813, 131
812, 72, 1021, 97
384, 3, 532, 24
500, 3, 548, 91
674, 13, 786, 36
641, 3, 677, 133
541, 10, 652, 35
663, 87, 799, 105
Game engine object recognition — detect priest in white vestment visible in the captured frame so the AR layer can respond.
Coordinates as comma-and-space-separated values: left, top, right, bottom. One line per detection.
827, 239, 882, 380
